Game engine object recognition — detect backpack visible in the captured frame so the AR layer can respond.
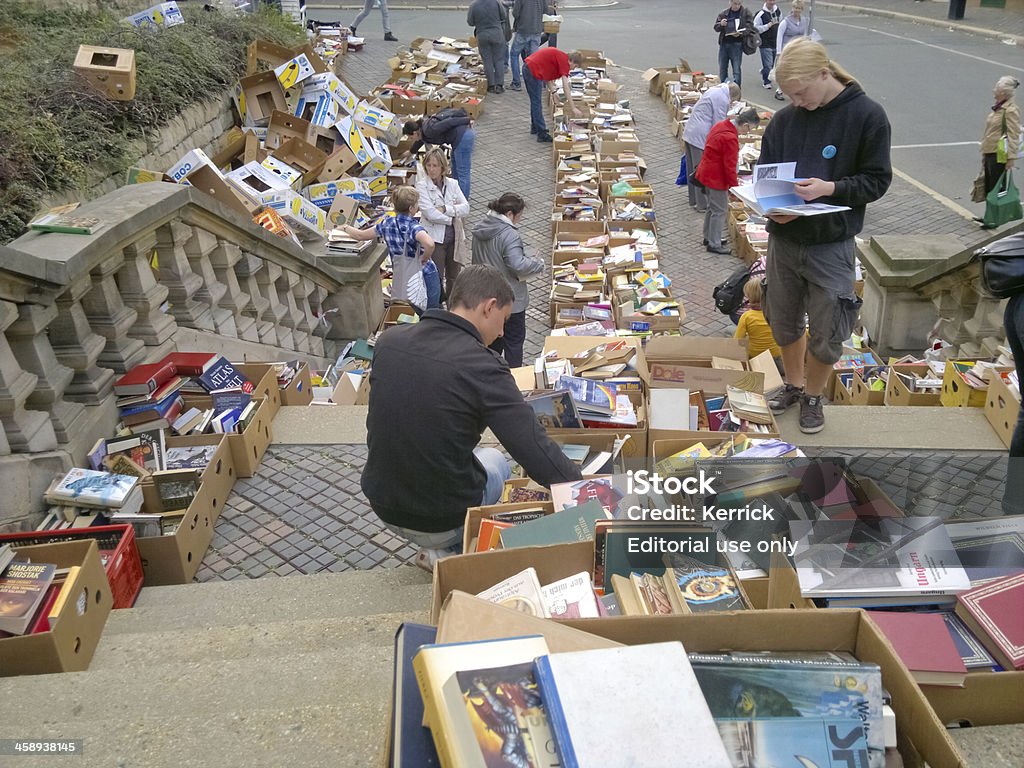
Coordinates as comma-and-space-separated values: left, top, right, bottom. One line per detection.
712, 263, 753, 315
425, 107, 469, 132
742, 25, 761, 55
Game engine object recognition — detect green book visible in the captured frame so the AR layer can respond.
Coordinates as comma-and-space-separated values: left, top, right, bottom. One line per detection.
498, 499, 607, 550
601, 525, 717, 593
29, 211, 104, 235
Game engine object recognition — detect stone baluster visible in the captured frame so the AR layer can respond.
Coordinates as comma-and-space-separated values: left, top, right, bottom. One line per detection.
0, 301, 56, 453
278, 270, 306, 352
257, 261, 292, 349
209, 240, 258, 343
235, 253, 277, 347
82, 253, 148, 374
184, 226, 236, 338
156, 220, 213, 331
48, 275, 116, 405
297, 278, 325, 357
7, 302, 86, 444
118, 234, 177, 360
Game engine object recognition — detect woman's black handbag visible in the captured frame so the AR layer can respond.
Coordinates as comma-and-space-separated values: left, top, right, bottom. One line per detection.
977, 232, 1024, 298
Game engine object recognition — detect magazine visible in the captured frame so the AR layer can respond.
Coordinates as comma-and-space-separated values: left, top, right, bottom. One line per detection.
731, 163, 851, 218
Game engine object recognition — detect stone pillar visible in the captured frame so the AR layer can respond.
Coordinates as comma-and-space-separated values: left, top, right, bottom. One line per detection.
48, 276, 116, 405
82, 253, 148, 374
210, 240, 259, 343
298, 278, 325, 357
119, 234, 177, 359
257, 261, 292, 350
7, 302, 86, 444
0, 302, 56, 453
278, 269, 306, 352
236, 253, 278, 347
156, 220, 213, 331
184, 226, 236, 338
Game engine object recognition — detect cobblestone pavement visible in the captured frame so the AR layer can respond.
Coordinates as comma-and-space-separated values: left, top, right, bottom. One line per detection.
196, 28, 1009, 581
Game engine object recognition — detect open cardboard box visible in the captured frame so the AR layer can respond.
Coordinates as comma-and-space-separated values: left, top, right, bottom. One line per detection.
462, 500, 556, 554
885, 363, 942, 407
135, 434, 234, 585
940, 361, 1012, 408
180, 395, 273, 478
279, 361, 313, 406
0, 540, 113, 676
984, 373, 1020, 449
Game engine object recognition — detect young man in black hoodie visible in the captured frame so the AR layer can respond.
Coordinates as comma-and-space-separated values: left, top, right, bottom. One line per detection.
361, 265, 583, 569
760, 38, 892, 434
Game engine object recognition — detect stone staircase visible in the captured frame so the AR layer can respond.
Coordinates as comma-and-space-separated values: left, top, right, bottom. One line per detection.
0, 567, 432, 767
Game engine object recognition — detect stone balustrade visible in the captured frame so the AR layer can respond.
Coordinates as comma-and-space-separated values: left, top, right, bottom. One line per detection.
0, 182, 385, 527
858, 224, 1024, 358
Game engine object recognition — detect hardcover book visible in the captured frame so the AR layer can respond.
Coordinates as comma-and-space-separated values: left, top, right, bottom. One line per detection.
498, 500, 608, 550
413, 635, 551, 768
688, 653, 885, 768
196, 357, 253, 394
937, 610, 997, 670
525, 390, 583, 429
152, 469, 200, 512
944, 515, 1024, 586
44, 468, 140, 508
106, 428, 166, 473
161, 351, 218, 376
534, 642, 732, 768
866, 610, 968, 687
101, 454, 152, 480
0, 561, 57, 635
113, 360, 177, 397
553, 374, 616, 415
664, 553, 748, 613
390, 623, 441, 768
540, 571, 600, 619
954, 571, 1024, 670
715, 717, 870, 768
164, 444, 218, 470
475, 567, 549, 618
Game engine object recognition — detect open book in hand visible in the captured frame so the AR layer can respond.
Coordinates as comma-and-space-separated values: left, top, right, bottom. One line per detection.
731, 162, 851, 217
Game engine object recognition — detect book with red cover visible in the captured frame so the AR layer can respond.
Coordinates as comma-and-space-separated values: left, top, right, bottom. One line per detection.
867, 611, 967, 687
113, 360, 176, 397
161, 352, 218, 376
955, 572, 1024, 671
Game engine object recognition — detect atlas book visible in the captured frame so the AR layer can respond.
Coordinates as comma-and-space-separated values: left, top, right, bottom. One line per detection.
688, 652, 885, 768
196, 356, 253, 393
412, 635, 552, 768
475, 567, 549, 618
0, 561, 58, 635
533, 642, 732, 768
954, 571, 1024, 670
788, 516, 972, 604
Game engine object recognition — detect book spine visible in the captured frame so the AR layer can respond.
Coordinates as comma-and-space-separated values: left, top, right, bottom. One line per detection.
532, 657, 577, 768
411, 653, 458, 768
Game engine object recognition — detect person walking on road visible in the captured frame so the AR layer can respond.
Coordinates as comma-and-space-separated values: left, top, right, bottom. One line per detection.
760, 38, 892, 434
508, 0, 551, 91
682, 82, 742, 213
753, 0, 782, 89
348, 0, 397, 41
979, 76, 1021, 201
695, 107, 762, 256
774, 0, 809, 100
715, 0, 754, 87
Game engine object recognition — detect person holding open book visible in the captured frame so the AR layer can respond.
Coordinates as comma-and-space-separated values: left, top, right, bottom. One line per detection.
694, 107, 762, 256
361, 265, 582, 570
760, 38, 891, 434
714, 0, 754, 87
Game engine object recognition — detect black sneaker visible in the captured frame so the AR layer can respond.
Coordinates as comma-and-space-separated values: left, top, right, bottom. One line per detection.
384, 32, 398, 41
495, 84, 504, 93
508, 82, 522, 91
537, 132, 553, 143
768, 383, 803, 414
349, 26, 357, 35
799, 394, 825, 434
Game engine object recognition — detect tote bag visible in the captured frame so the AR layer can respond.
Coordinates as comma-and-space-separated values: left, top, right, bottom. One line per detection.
983, 170, 1023, 229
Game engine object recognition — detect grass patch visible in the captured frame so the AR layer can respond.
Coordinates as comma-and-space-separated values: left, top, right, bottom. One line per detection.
0, 1, 305, 243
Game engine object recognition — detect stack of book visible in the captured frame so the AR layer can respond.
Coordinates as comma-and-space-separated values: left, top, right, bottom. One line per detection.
0, 547, 72, 638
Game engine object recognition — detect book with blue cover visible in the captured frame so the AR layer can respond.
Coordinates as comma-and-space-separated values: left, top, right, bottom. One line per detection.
715, 717, 870, 768
196, 356, 253, 393
553, 374, 616, 415
44, 467, 140, 508
688, 652, 885, 768
389, 623, 440, 768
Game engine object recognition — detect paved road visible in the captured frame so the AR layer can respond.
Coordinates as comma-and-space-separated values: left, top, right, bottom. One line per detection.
311, 1, 1023, 216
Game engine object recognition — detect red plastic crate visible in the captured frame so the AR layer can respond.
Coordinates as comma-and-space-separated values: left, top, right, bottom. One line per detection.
0, 524, 144, 609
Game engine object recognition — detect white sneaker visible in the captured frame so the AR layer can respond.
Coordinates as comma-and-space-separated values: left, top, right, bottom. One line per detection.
414, 546, 457, 572
762, 82, 772, 89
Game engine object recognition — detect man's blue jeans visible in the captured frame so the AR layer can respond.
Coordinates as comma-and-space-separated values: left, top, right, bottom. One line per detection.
523, 66, 546, 135
759, 45, 777, 85
718, 41, 743, 86
450, 128, 475, 200
1003, 294, 1024, 514
509, 32, 541, 86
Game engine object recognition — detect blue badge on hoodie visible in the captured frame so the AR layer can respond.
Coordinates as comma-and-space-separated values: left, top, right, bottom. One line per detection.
822, 144, 837, 159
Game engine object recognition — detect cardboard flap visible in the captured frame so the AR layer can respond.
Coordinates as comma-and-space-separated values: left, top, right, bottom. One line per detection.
749, 350, 784, 393
645, 335, 747, 362
437, 591, 623, 653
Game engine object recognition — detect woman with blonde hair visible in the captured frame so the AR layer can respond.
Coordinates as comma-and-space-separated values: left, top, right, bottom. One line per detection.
773, 0, 808, 100
978, 76, 1021, 214
416, 148, 471, 300
760, 37, 891, 434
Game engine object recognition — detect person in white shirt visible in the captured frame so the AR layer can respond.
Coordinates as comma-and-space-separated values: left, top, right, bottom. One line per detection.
681, 82, 741, 213
774, 0, 809, 100
753, 0, 782, 89
416, 148, 471, 300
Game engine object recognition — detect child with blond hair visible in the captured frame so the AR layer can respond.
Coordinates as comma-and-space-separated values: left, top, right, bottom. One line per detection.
735, 278, 783, 372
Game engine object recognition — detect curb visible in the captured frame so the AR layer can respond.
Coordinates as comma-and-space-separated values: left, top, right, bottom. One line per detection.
814, 1, 1024, 45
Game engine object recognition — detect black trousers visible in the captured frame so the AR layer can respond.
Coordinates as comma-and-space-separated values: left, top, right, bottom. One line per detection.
489, 310, 527, 368
983, 152, 1007, 195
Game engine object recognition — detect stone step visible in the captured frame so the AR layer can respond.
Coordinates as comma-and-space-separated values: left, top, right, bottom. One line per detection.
90, 610, 427, 671
132, 565, 430, 609
3, 644, 395, 730
110, 576, 432, 635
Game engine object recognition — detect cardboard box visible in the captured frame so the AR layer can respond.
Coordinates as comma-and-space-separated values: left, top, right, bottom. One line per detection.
236, 70, 288, 128
336, 114, 374, 167
0, 540, 113, 676
257, 189, 327, 241
640, 337, 766, 396
357, 133, 393, 178
266, 110, 314, 152
984, 373, 1020, 449
306, 177, 372, 209
274, 53, 316, 90
185, 165, 259, 218
73, 45, 136, 101
318, 144, 359, 181
280, 361, 313, 406
832, 370, 856, 405
462, 501, 556, 554
922, 669, 1024, 727
167, 148, 221, 184
329, 370, 370, 406
353, 100, 403, 146
181, 396, 274, 478
558, 610, 968, 768
270, 137, 328, 185
851, 370, 886, 405
259, 155, 305, 190
941, 361, 1013, 408
884, 363, 941, 407
246, 38, 297, 75
124, 1, 184, 28
136, 435, 233, 585
225, 161, 293, 204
